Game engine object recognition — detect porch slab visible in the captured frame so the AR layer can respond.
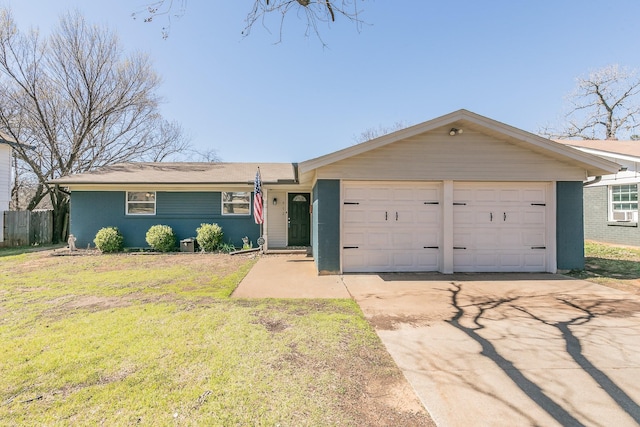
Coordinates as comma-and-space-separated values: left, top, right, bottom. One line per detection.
232, 254, 350, 299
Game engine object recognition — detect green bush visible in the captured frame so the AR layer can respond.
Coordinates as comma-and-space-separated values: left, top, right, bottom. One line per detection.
217, 241, 236, 254
145, 225, 176, 252
196, 223, 224, 252
93, 227, 124, 253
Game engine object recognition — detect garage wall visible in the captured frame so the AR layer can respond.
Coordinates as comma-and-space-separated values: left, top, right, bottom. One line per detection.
556, 181, 585, 271
312, 179, 340, 275
314, 129, 587, 182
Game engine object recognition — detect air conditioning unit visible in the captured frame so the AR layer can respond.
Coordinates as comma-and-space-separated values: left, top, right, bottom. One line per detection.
612, 211, 638, 222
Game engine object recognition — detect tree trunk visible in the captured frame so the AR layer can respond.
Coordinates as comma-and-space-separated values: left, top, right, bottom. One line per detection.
50, 187, 70, 243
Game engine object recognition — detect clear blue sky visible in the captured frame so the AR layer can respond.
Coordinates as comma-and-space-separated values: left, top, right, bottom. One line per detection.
4, 1, 640, 162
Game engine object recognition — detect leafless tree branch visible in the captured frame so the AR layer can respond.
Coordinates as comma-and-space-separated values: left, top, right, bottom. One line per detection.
542, 65, 640, 140
0, 8, 190, 240
133, 1, 365, 44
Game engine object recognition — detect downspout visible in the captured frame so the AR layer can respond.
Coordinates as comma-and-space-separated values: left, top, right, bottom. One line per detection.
583, 176, 601, 187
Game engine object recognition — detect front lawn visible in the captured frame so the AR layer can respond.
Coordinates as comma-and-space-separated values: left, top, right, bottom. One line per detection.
567, 241, 640, 295
0, 251, 430, 426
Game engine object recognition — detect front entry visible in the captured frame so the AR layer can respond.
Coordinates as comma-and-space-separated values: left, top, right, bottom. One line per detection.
288, 193, 311, 246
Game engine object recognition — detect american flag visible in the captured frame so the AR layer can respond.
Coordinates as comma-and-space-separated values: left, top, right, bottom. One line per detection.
253, 168, 264, 224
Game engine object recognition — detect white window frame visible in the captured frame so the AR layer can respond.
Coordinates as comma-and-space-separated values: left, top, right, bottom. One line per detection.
126, 191, 156, 215
609, 184, 638, 222
221, 191, 251, 216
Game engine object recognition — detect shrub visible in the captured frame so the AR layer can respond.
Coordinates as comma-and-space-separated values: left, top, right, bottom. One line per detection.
196, 223, 224, 252
217, 241, 236, 254
93, 227, 124, 253
145, 225, 176, 252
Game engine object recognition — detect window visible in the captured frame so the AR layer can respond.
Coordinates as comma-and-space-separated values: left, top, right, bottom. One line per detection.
222, 192, 250, 215
126, 191, 156, 215
610, 184, 638, 222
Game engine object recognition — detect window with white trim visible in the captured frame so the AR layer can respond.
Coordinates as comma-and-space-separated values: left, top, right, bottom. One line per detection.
609, 184, 638, 222
126, 191, 156, 215
222, 192, 250, 215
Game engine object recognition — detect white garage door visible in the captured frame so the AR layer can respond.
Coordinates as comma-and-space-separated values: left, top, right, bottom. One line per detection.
342, 182, 442, 272
453, 182, 548, 272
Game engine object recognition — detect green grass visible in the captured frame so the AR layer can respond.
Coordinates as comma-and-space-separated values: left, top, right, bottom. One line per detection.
0, 244, 65, 258
567, 241, 640, 286
0, 252, 407, 426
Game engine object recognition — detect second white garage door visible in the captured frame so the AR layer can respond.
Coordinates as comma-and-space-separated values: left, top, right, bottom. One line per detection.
342, 182, 442, 273
453, 182, 548, 272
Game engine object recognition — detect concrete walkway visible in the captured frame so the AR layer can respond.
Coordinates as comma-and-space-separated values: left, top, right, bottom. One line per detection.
234, 256, 640, 426
232, 254, 350, 298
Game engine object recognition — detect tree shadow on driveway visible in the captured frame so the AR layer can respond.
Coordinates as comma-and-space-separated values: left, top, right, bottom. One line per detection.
446, 282, 640, 426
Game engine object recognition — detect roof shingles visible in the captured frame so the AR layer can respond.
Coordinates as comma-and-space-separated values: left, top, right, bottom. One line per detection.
50, 162, 296, 185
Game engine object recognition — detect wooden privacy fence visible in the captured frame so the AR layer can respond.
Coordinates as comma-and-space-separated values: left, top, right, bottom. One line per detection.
1, 210, 53, 246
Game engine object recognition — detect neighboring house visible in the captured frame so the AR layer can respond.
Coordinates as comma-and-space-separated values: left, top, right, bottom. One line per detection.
51, 110, 619, 274
0, 133, 15, 243
555, 139, 637, 247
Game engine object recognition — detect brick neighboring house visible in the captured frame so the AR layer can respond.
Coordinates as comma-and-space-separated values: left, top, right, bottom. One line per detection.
556, 140, 638, 247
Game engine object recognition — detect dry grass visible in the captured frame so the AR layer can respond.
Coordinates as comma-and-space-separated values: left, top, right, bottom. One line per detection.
566, 241, 640, 295
0, 250, 432, 426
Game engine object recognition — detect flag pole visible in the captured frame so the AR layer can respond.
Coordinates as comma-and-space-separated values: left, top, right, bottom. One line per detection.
254, 167, 265, 253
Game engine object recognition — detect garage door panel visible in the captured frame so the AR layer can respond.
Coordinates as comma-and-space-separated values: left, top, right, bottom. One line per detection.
522, 231, 545, 247
522, 210, 545, 225
476, 189, 498, 202
524, 253, 546, 268
523, 189, 545, 202
499, 189, 520, 202
342, 182, 442, 272
343, 209, 365, 223
453, 182, 548, 272
368, 231, 391, 247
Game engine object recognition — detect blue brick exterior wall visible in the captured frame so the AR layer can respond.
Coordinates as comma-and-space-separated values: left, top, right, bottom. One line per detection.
312, 180, 341, 274
70, 191, 260, 249
584, 185, 640, 246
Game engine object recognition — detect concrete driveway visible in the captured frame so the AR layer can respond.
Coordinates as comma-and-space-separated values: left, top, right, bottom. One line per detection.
343, 273, 640, 427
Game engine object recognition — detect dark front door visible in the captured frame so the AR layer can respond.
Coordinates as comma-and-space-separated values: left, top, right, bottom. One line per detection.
288, 193, 311, 246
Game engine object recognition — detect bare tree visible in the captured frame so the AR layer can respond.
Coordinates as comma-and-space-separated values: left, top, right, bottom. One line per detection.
543, 65, 640, 140
0, 8, 190, 241
352, 121, 411, 145
133, 1, 365, 43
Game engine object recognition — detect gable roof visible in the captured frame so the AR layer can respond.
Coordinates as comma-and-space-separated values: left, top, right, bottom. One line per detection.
0, 131, 34, 150
50, 162, 297, 185
554, 139, 640, 161
299, 109, 620, 177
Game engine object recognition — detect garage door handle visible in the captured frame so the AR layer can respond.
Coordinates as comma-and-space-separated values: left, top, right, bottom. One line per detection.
504, 212, 507, 221
344, 202, 360, 205
453, 246, 466, 250
385, 211, 388, 221
424, 202, 439, 205
490, 212, 493, 221
423, 246, 439, 249
343, 246, 359, 249
531, 203, 546, 206
396, 212, 398, 221
531, 246, 546, 249
453, 202, 466, 206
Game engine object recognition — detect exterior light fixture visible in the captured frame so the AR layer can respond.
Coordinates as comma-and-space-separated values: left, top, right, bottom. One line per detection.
449, 128, 463, 136
272, 197, 278, 205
